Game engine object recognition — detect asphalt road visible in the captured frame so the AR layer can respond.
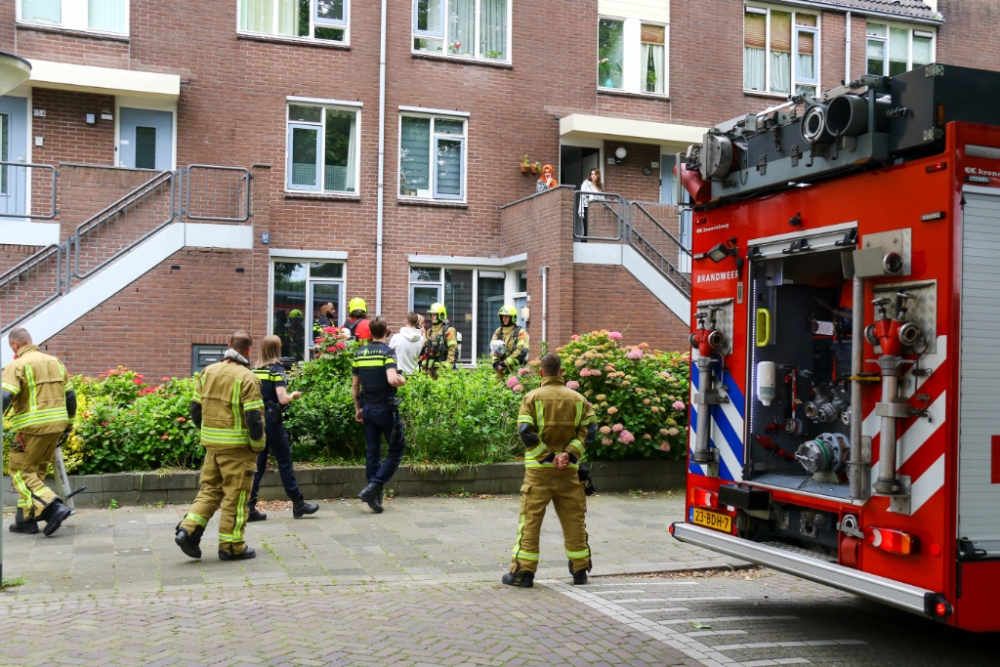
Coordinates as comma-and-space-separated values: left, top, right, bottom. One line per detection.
552, 569, 1000, 667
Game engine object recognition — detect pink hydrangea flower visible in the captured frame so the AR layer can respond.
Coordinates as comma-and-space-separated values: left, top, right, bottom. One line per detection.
601, 437, 613, 446
518, 367, 531, 376
566, 380, 580, 390
650, 406, 659, 413
571, 334, 581, 341
506, 377, 519, 389
513, 384, 524, 392
618, 429, 635, 444
642, 398, 651, 406
596, 394, 607, 401
599, 426, 611, 435
643, 434, 652, 440
627, 348, 644, 360
609, 331, 623, 340
672, 400, 686, 410
611, 424, 624, 433
660, 428, 669, 436
659, 442, 671, 452
607, 406, 619, 415
668, 427, 680, 436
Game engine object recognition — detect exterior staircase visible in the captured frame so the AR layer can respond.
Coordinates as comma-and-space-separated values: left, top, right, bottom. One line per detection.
0, 165, 252, 366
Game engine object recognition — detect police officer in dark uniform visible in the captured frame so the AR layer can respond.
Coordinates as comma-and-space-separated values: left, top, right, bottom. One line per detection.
352, 316, 407, 514
246, 335, 319, 522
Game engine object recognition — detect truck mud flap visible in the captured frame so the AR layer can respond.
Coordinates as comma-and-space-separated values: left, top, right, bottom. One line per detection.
671, 522, 936, 616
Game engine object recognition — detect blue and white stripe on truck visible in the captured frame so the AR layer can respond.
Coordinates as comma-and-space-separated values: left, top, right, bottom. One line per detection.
688, 354, 745, 482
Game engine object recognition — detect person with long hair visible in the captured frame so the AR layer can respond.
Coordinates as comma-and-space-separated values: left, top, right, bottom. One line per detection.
536, 163, 558, 193
246, 335, 319, 522
578, 167, 603, 240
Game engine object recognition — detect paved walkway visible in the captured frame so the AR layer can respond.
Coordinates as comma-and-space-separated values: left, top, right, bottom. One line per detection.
2, 493, 739, 597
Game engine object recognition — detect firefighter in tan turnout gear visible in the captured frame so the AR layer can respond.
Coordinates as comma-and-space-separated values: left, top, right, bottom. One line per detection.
175, 330, 266, 561
1, 328, 76, 537
504, 353, 597, 588
420, 302, 458, 379
490, 305, 529, 382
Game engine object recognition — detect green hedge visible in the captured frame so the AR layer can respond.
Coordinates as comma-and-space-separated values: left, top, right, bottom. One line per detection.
3, 330, 689, 474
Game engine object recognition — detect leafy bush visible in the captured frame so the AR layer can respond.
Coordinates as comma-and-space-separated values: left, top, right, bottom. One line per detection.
513, 330, 689, 460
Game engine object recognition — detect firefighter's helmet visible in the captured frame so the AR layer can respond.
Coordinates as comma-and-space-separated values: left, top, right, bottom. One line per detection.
348, 297, 367, 316
288, 309, 304, 319
428, 302, 447, 322
497, 304, 518, 325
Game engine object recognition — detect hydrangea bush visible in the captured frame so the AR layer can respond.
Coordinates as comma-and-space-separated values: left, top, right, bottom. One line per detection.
515, 331, 689, 461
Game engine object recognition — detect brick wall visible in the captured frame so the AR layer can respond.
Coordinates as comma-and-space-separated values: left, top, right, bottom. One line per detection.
0, 245, 43, 274
937, 1, 1000, 72
602, 141, 662, 203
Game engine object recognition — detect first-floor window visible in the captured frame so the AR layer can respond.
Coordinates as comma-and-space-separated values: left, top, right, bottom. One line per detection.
399, 114, 466, 201
744, 5, 818, 97
287, 103, 359, 193
412, 0, 510, 62
271, 260, 345, 363
866, 23, 934, 77
410, 266, 511, 363
240, 0, 348, 43
19, 0, 127, 34
597, 17, 669, 95
598, 18, 625, 89
641, 24, 666, 94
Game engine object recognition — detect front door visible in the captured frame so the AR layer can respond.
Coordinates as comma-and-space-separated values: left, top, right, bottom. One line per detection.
0, 96, 29, 217
307, 280, 343, 359
118, 108, 173, 170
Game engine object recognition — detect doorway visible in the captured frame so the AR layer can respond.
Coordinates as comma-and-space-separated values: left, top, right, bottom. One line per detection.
307, 280, 344, 359
118, 108, 173, 170
560, 145, 600, 190
0, 96, 29, 217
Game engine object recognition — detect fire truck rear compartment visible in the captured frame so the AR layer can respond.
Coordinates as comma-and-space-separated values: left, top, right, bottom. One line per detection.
748, 248, 855, 501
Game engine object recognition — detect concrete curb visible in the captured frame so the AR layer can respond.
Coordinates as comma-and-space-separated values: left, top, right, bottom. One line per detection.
2, 459, 685, 508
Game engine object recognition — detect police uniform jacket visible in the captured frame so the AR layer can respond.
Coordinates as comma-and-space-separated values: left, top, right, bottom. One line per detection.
253, 363, 288, 424
517, 376, 596, 471
195, 360, 265, 452
1, 345, 72, 435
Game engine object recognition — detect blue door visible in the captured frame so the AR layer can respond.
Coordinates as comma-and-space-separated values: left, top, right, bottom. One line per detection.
0, 96, 29, 218
119, 108, 173, 170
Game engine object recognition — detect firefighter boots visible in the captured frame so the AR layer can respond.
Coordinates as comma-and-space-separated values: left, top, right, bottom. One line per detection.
247, 497, 267, 522
358, 482, 384, 514
293, 494, 319, 518
8, 508, 39, 535
219, 545, 256, 561
175, 525, 205, 559
502, 571, 534, 588
40, 499, 72, 537
570, 560, 588, 586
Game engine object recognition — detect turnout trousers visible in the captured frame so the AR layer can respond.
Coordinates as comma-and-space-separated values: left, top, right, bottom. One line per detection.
8, 431, 62, 520
510, 467, 592, 575
179, 448, 257, 556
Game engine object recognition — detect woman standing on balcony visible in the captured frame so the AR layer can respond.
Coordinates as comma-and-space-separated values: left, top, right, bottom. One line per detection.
578, 168, 603, 240
536, 164, 558, 193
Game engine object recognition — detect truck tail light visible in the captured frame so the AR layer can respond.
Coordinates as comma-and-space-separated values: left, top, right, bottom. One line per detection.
865, 526, 920, 555
924, 593, 952, 620
692, 487, 718, 508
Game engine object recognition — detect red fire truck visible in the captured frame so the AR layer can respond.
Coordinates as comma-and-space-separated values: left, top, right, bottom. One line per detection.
670, 65, 1000, 632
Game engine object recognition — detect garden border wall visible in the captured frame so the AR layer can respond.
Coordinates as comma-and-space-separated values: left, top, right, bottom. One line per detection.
1, 460, 685, 508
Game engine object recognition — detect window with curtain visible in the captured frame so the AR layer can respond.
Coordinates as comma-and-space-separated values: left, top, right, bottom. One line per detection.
641, 24, 665, 95
412, 0, 510, 61
286, 104, 359, 193
19, 0, 129, 34
598, 19, 625, 89
744, 6, 818, 96
865, 23, 935, 76
400, 115, 467, 201
239, 0, 347, 42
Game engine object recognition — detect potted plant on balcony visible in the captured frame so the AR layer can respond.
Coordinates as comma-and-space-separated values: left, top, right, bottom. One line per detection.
521, 154, 530, 173
531, 162, 541, 174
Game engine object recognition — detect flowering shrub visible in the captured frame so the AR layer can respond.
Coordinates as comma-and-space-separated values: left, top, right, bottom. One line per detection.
517, 330, 689, 461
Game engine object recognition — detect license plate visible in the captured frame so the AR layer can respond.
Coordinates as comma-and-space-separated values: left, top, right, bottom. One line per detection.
690, 507, 732, 533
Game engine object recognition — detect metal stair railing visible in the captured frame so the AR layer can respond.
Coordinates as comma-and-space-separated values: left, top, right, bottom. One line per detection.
573, 191, 692, 299
1, 165, 252, 335
0, 161, 59, 220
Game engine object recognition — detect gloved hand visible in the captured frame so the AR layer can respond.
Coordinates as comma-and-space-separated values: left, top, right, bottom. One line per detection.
492, 359, 506, 371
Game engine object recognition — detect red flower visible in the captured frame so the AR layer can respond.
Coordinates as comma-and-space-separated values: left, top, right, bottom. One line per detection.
324, 327, 336, 334
327, 346, 336, 352
161, 435, 169, 440
132, 378, 143, 384
101, 421, 109, 427
335, 342, 346, 350
177, 417, 186, 423
161, 376, 171, 382
314, 338, 324, 344
136, 374, 145, 380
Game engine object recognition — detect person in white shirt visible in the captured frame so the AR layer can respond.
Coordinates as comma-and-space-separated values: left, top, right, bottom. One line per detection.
578, 168, 604, 241
389, 311, 424, 374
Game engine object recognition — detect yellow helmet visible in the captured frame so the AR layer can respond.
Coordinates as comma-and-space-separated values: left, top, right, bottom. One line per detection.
498, 304, 518, 325
428, 302, 447, 321
288, 309, 304, 319
348, 297, 367, 315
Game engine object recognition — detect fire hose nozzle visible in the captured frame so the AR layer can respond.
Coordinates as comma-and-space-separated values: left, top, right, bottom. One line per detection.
897, 321, 922, 346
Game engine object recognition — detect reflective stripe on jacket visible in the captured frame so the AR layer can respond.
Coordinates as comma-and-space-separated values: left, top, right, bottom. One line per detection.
518, 376, 596, 468
1, 345, 70, 435
195, 360, 264, 451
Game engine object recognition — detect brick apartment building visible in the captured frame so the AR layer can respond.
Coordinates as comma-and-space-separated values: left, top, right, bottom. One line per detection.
0, 0, 992, 377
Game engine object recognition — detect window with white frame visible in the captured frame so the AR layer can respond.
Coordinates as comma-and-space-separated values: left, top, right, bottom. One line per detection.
239, 0, 349, 43
271, 260, 346, 363
286, 103, 360, 193
409, 266, 509, 363
412, 0, 511, 62
744, 5, 819, 97
18, 0, 128, 34
866, 23, 934, 77
399, 114, 466, 201
598, 18, 669, 95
